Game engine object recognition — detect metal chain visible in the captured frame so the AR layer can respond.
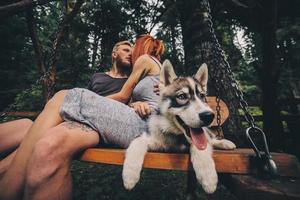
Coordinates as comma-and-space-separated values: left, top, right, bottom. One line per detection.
202, 0, 278, 177
211, 50, 223, 138
203, 2, 255, 128
215, 96, 222, 138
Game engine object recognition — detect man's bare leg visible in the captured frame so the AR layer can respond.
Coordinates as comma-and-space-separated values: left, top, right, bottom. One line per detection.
24, 121, 100, 200
0, 90, 67, 200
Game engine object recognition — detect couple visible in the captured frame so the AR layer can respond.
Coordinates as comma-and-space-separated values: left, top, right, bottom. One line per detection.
0, 34, 164, 200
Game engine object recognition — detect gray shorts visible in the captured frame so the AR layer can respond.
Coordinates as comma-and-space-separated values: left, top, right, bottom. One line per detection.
59, 88, 148, 148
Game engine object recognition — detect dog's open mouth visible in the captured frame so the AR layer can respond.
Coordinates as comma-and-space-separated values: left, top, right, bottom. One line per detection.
176, 116, 207, 150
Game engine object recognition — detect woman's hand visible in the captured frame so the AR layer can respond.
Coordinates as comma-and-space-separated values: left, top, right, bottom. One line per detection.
153, 81, 165, 96
129, 101, 151, 118
153, 83, 160, 96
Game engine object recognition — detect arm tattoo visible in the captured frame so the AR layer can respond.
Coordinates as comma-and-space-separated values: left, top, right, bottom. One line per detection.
62, 121, 94, 132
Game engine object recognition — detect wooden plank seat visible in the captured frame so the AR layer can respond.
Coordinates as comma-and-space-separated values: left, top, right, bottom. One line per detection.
78, 96, 300, 177
77, 96, 300, 200
79, 148, 300, 177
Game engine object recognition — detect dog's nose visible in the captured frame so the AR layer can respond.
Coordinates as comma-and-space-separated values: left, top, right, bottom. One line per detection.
199, 111, 215, 126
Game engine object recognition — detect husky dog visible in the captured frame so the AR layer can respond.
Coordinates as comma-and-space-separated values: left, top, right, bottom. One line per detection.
122, 60, 236, 193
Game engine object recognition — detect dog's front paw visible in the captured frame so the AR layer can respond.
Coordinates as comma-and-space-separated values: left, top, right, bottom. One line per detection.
219, 139, 236, 150
201, 170, 218, 194
190, 144, 218, 194
122, 168, 140, 190
211, 139, 236, 150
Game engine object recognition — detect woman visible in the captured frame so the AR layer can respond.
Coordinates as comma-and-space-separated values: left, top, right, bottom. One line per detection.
0, 34, 164, 199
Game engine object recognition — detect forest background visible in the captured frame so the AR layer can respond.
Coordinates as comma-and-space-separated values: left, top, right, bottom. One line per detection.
0, 0, 299, 198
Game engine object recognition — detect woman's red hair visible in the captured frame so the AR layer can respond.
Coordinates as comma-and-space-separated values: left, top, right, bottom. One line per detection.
132, 34, 165, 65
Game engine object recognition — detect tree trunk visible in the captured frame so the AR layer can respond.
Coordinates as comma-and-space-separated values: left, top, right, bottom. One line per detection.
259, 0, 283, 150
177, 0, 244, 145
26, 9, 48, 103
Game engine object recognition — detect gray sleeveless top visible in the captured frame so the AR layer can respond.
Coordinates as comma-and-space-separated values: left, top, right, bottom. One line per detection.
131, 56, 161, 111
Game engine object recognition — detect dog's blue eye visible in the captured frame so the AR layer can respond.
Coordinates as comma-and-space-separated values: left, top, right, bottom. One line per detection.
175, 93, 189, 106
177, 93, 188, 100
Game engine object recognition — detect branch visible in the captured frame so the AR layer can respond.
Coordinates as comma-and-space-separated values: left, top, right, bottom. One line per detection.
51, 0, 84, 60
0, 0, 54, 18
222, 0, 262, 31
230, 0, 249, 8
223, 0, 250, 16
46, 0, 84, 99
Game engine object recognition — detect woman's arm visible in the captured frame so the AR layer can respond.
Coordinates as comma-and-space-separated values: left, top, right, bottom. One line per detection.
107, 55, 152, 103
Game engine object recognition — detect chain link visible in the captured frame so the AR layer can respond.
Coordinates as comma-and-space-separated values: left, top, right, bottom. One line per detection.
215, 95, 222, 138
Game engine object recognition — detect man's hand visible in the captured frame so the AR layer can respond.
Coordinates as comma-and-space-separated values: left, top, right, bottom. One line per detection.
129, 101, 151, 118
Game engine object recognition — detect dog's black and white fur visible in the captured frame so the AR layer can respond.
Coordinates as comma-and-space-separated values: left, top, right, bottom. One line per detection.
122, 60, 236, 193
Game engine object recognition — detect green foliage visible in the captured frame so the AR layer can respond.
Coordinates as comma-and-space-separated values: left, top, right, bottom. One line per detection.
277, 19, 300, 99
0, 0, 298, 120
12, 85, 44, 111
156, 3, 184, 74
238, 106, 262, 116
0, 14, 37, 111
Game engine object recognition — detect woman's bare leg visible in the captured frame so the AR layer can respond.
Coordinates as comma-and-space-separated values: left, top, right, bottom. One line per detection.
0, 119, 32, 181
0, 90, 67, 200
0, 151, 16, 181
0, 118, 33, 153
23, 121, 100, 200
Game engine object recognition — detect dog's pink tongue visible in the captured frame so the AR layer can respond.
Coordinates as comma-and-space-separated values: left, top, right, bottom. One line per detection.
190, 128, 207, 150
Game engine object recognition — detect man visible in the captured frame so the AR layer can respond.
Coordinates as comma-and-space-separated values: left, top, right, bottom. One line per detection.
87, 40, 151, 117
88, 40, 131, 96
0, 40, 151, 200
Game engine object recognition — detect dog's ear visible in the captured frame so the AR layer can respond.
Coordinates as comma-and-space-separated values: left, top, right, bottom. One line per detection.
160, 59, 177, 86
194, 63, 208, 92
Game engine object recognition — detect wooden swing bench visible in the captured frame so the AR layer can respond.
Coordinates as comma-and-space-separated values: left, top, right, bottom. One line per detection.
77, 97, 300, 200
2, 97, 300, 199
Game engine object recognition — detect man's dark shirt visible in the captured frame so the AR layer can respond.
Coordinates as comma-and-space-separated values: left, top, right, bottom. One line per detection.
87, 73, 127, 96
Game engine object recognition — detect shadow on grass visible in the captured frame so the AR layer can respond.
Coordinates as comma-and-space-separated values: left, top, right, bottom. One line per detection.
71, 161, 238, 200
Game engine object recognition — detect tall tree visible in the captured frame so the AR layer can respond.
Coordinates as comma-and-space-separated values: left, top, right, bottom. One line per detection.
176, 0, 244, 144
219, 0, 289, 150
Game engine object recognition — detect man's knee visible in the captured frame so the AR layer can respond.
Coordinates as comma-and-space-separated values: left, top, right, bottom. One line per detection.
29, 128, 72, 163
26, 130, 70, 189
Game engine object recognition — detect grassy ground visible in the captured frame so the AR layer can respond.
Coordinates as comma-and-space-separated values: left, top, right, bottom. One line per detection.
71, 161, 238, 200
